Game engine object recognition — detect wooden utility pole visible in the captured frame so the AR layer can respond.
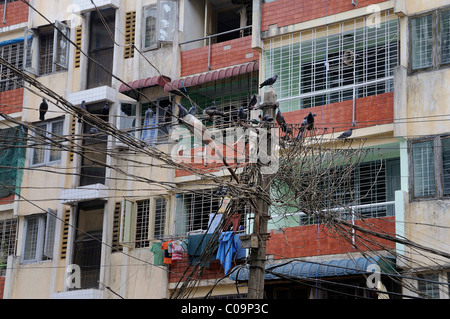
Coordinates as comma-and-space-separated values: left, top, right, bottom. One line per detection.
247, 87, 278, 299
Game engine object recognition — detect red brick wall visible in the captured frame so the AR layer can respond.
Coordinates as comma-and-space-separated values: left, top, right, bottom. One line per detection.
283, 92, 393, 134
181, 36, 259, 77
0, 0, 29, 27
0, 194, 14, 205
262, 0, 387, 32
169, 253, 244, 283
0, 276, 5, 299
266, 216, 395, 259
0, 88, 24, 114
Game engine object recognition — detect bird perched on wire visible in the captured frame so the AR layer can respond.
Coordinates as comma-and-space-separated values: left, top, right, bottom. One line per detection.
276, 109, 290, 133
259, 75, 278, 89
188, 104, 197, 116
337, 128, 354, 139
89, 127, 99, 134
177, 103, 189, 119
78, 100, 87, 123
238, 107, 247, 121
259, 114, 273, 124
203, 101, 224, 120
39, 98, 48, 121
100, 102, 109, 122
297, 112, 317, 140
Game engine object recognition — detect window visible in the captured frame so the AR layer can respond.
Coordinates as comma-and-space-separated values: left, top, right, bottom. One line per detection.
411, 135, 450, 199
410, 8, 450, 72
0, 218, 18, 275
119, 98, 171, 145
264, 10, 399, 112
142, 0, 177, 50
87, 8, 115, 89
24, 22, 69, 76
120, 197, 168, 248
30, 119, 64, 166
22, 211, 56, 263
174, 189, 221, 236
417, 273, 441, 299
0, 41, 24, 92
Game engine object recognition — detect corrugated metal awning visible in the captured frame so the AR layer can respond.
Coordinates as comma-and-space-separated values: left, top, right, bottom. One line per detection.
164, 60, 259, 93
118, 75, 171, 93
229, 256, 396, 281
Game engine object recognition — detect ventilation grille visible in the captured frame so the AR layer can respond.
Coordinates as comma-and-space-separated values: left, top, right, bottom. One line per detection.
60, 207, 71, 259
112, 201, 123, 252
124, 11, 136, 59
69, 115, 76, 162
74, 26, 82, 68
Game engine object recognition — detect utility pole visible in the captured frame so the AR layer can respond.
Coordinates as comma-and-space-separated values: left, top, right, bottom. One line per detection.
247, 87, 278, 299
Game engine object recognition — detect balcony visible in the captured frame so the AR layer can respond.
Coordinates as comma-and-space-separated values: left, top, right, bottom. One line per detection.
61, 184, 108, 204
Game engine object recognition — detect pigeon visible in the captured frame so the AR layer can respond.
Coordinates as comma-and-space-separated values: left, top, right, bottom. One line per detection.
304, 112, 317, 130
100, 102, 109, 122
78, 100, 86, 123
248, 94, 258, 109
238, 107, 247, 121
188, 104, 197, 116
177, 103, 189, 118
276, 109, 288, 133
39, 98, 48, 121
259, 114, 273, 123
259, 75, 278, 89
337, 128, 354, 139
203, 101, 224, 119
89, 127, 99, 134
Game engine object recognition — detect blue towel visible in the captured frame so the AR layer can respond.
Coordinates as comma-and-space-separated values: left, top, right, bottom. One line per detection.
216, 231, 245, 275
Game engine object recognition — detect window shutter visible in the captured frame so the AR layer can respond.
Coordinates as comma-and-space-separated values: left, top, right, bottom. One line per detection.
157, 0, 176, 43
60, 207, 71, 259
124, 11, 136, 59
24, 28, 37, 74
120, 199, 135, 247
53, 21, 70, 69
74, 26, 82, 68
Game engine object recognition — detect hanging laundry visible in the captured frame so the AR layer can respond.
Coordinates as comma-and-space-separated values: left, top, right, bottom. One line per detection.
216, 231, 244, 275
161, 240, 173, 264
150, 242, 164, 266
224, 213, 241, 232
171, 239, 186, 261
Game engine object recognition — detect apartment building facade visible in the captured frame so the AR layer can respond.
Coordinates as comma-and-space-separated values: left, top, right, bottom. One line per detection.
0, 0, 448, 299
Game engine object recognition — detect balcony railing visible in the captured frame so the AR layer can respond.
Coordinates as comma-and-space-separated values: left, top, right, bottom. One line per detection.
180, 25, 252, 70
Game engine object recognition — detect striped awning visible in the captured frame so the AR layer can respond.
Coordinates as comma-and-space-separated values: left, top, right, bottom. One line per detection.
164, 60, 259, 93
229, 256, 396, 281
118, 75, 171, 93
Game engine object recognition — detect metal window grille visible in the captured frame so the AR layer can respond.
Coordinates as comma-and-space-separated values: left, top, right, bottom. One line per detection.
38, 32, 59, 76
412, 140, 436, 198
179, 72, 259, 129
23, 216, 40, 262
135, 199, 150, 248
174, 189, 221, 235
441, 10, 450, 64
442, 138, 450, 195
263, 10, 399, 112
411, 14, 433, 70
0, 42, 24, 92
154, 197, 167, 239
418, 274, 441, 299
0, 218, 18, 275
